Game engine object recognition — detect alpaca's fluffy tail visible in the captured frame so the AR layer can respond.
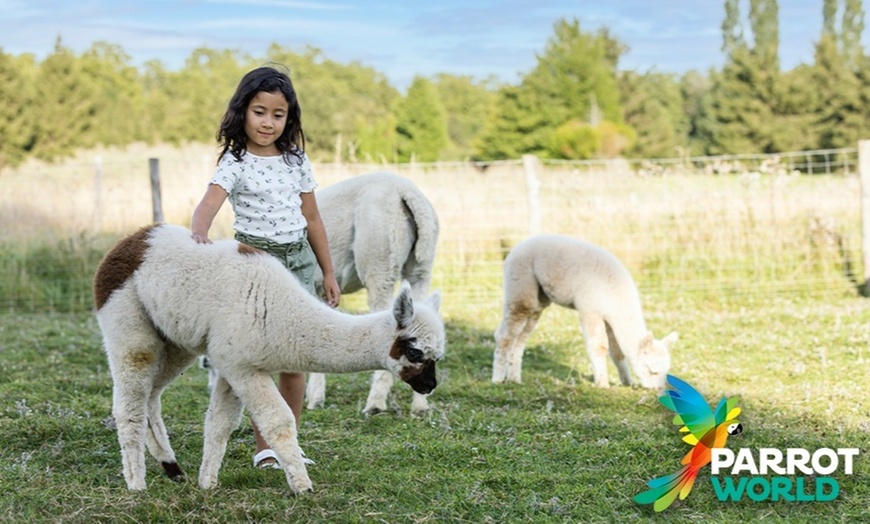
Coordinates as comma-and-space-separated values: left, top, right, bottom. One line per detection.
399, 186, 439, 282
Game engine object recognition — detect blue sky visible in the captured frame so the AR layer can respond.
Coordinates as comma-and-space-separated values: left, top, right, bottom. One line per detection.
0, 1, 842, 89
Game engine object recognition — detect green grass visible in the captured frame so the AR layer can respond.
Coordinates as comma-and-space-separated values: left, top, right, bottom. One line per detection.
1, 292, 868, 522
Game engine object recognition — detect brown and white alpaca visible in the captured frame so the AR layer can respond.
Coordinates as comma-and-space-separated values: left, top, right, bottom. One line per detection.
492, 234, 676, 389
306, 172, 440, 415
93, 224, 444, 493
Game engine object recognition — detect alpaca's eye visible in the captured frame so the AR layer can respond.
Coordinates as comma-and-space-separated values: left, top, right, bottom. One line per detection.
405, 348, 424, 363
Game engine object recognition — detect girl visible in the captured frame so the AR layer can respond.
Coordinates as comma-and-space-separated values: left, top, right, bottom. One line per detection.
191, 65, 341, 469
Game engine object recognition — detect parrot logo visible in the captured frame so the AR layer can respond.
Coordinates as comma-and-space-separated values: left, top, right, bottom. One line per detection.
634, 374, 743, 512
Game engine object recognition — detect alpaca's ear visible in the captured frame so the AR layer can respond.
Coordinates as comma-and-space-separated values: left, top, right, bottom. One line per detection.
660, 331, 678, 348
393, 282, 414, 329
424, 290, 441, 312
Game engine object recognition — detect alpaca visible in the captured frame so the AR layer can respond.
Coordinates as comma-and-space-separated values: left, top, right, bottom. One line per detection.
93, 224, 444, 493
492, 234, 676, 389
305, 172, 440, 415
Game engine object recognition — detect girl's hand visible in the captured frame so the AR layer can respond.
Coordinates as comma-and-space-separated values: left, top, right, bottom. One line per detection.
192, 233, 212, 244
322, 275, 340, 308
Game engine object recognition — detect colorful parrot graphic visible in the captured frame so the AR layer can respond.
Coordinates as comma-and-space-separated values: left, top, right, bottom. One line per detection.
634, 374, 743, 512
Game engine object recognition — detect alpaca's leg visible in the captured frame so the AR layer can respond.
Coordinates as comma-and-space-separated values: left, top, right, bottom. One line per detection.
198, 356, 219, 393
198, 374, 244, 489
106, 343, 161, 490
409, 392, 429, 416
407, 277, 434, 416
362, 274, 400, 415
493, 311, 521, 383
144, 348, 197, 482
581, 312, 610, 388
363, 370, 394, 415
506, 311, 542, 383
111, 378, 150, 490
606, 323, 632, 386
219, 371, 312, 493
305, 373, 326, 409
493, 307, 541, 383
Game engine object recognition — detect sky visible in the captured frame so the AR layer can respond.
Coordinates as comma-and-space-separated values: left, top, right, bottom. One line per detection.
0, 1, 846, 90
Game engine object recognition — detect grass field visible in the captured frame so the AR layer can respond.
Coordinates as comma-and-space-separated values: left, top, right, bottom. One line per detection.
1, 295, 868, 522
1, 144, 868, 521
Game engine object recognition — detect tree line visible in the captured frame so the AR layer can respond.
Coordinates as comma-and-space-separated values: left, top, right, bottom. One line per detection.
1, 0, 869, 170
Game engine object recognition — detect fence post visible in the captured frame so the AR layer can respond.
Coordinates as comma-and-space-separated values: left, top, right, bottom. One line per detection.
149, 157, 164, 223
522, 154, 541, 236
859, 140, 870, 294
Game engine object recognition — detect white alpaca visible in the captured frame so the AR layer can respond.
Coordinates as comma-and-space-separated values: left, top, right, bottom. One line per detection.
306, 172, 440, 415
492, 234, 676, 389
93, 224, 444, 493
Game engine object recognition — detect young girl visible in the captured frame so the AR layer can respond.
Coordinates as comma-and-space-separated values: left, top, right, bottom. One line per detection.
191, 65, 341, 469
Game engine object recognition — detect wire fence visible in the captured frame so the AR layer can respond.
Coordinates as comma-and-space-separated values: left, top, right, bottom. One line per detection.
0, 145, 865, 314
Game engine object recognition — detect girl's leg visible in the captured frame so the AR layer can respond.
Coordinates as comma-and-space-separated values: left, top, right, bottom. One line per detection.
253, 372, 305, 465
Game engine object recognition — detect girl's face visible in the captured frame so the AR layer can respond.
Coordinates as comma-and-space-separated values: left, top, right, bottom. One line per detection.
244, 90, 289, 156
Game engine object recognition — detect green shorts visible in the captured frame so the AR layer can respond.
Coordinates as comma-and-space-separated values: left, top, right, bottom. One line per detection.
234, 231, 317, 294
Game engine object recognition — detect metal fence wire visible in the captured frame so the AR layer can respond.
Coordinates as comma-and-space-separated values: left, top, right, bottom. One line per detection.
0, 146, 864, 313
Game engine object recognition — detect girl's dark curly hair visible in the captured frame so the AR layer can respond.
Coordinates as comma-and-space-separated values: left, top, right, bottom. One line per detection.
217, 65, 306, 165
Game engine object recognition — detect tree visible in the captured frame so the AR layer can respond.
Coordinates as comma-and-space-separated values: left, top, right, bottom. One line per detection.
393, 77, 448, 162
266, 45, 398, 162
475, 18, 628, 159
0, 50, 35, 169
80, 42, 146, 147
31, 38, 99, 161
696, 0, 783, 154
812, 0, 867, 149
619, 71, 689, 158
473, 85, 545, 160
431, 74, 497, 160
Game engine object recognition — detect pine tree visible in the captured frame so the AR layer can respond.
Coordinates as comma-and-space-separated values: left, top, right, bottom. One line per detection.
697, 0, 782, 154
813, 0, 867, 149
394, 77, 448, 162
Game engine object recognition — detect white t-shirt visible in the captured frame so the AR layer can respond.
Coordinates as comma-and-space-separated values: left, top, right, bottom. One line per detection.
210, 151, 317, 243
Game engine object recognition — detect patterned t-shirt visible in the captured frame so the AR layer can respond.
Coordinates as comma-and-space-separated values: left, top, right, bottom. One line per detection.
210, 151, 317, 243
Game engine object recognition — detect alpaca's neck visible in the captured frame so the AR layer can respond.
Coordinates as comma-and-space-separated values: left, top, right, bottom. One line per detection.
270, 301, 398, 374
605, 306, 648, 355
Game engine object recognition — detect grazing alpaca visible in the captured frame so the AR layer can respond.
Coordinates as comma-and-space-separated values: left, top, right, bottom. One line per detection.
306, 172, 440, 415
492, 234, 676, 389
93, 224, 444, 492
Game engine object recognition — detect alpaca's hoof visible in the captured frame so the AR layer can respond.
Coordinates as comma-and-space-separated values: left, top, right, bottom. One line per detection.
161, 461, 185, 482
305, 397, 324, 410
198, 474, 218, 490
363, 405, 386, 416
289, 476, 313, 494
410, 400, 429, 417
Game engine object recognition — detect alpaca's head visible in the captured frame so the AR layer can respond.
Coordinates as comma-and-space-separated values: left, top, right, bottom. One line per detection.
388, 282, 445, 395
634, 331, 678, 389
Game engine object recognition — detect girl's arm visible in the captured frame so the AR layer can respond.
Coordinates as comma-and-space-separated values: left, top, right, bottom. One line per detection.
191, 184, 229, 243
301, 191, 340, 307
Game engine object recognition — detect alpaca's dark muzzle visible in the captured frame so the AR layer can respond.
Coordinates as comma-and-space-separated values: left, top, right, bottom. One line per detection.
403, 360, 437, 394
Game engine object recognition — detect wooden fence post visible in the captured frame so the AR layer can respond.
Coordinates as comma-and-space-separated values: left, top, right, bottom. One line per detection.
859, 140, 870, 294
522, 154, 541, 236
149, 158, 164, 223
